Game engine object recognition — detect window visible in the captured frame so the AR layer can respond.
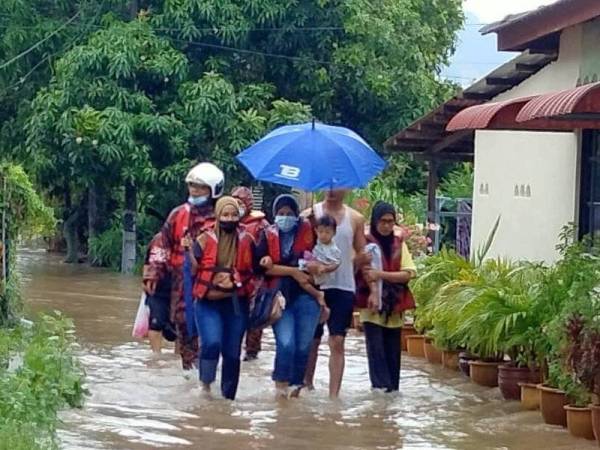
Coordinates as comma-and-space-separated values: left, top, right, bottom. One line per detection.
579, 130, 600, 238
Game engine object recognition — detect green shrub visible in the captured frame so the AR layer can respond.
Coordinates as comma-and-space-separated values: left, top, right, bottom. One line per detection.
0, 313, 85, 449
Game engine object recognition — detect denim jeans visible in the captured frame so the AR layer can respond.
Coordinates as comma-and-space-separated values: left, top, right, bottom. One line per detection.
194, 297, 248, 400
272, 293, 321, 386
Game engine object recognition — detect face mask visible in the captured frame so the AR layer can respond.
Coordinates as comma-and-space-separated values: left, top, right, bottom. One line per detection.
275, 215, 297, 232
238, 207, 247, 218
188, 195, 209, 207
219, 221, 238, 233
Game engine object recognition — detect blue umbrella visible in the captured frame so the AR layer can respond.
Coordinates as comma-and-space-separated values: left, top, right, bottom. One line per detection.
236, 121, 386, 191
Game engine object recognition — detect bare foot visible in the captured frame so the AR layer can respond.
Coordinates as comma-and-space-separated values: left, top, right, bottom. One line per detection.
289, 386, 303, 398
275, 381, 289, 399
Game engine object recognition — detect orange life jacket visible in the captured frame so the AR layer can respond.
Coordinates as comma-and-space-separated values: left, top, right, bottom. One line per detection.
169, 204, 214, 269
355, 234, 416, 313
192, 229, 256, 300
264, 219, 314, 265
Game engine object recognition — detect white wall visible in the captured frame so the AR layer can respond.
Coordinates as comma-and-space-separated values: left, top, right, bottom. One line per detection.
470, 25, 585, 263
495, 25, 583, 101
471, 131, 579, 263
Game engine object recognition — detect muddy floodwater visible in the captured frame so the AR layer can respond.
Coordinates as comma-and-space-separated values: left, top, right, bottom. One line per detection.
19, 249, 597, 450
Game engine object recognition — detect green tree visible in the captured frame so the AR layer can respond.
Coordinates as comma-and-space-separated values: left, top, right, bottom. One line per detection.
149, 0, 463, 143
25, 17, 310, 271
8, 0, 464, 271
0, 163, 55, 323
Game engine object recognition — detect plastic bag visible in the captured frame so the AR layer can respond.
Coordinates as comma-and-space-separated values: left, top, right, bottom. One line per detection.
132, 292, 150, 339
365, 243, 383, 310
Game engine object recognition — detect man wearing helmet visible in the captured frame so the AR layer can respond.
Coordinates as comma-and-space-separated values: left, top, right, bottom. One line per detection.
143, 162, 224, 372
231, 186, 270, 361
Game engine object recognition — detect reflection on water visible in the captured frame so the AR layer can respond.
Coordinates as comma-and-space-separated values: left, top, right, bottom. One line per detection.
19, 249, 597, 450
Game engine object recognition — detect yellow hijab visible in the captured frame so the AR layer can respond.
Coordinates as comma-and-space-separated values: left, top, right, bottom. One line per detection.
214, 196, 239, 268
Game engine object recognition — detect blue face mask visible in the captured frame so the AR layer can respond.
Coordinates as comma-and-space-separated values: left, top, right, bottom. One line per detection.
275, 215, 297, 232
188, 195, 209, 207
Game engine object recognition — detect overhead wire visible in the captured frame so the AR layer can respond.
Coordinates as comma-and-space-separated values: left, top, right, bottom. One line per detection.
0, 5, 102, 98
0, 11, 81, 71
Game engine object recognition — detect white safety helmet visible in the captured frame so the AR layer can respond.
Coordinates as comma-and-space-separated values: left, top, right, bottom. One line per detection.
185, 162, 225, 199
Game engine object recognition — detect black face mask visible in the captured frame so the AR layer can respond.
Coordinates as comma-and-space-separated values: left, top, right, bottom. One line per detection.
219, 221, 238, 233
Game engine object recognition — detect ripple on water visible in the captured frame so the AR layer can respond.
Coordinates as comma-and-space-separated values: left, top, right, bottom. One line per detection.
18, 249, 599, 450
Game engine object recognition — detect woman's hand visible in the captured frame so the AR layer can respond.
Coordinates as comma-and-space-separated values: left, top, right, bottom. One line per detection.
364, 268, 382, 283
213, 272, 234, 290
292, 268, 311, 285
355, 250, 372, 267
181, 234, 193, 249
367, 292, 379, 312
143, 279, 157, 296
305, 260, 322, 276
319, 305, 331, 324
260, 256, 273, 270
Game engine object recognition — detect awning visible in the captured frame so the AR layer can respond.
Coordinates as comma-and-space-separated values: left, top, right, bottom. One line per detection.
446, 96, 533, 132
516, 81, 600, 122
445, 82, 600, 132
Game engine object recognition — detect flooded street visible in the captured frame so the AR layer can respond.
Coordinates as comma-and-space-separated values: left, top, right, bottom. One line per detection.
19, 249, 597, 450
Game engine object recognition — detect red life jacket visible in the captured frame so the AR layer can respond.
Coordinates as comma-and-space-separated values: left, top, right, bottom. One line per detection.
240, 212, 269, 240
355, 234, 416, 313
169, 204, 214, 269
192, 229, 256, 300
265, 219, 314, 265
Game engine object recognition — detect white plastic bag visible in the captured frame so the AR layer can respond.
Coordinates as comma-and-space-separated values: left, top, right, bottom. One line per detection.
132, 292, 150, 339
365, 243, 383, 310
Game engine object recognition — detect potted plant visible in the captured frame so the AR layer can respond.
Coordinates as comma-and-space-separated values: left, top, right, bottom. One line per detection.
539, 361, 569, 427
428, 327, 462, 371
445, 258, 534, 388
410, 249, 471, 360
562, 378, 595, 441
563, 310, 600, 442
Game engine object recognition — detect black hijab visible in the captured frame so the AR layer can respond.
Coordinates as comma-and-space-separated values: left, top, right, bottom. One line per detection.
370, 201, 396, 261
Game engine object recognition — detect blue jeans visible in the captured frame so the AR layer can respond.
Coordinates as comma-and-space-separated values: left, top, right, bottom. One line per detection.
194, 297, 248, 400
272, 293, 321, 386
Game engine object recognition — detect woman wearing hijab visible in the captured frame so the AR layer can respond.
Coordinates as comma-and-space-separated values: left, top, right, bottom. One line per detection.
256, 194, 321, 398
231, 186, 270, 361
186, 196, 257, 400
355, 201, 417, 392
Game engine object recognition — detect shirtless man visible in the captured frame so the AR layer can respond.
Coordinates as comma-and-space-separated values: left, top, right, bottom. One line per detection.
302, 189, 369, 399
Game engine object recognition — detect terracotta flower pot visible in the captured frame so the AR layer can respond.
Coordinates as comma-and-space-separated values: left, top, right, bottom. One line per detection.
442, 350, 460, 371
406, 335, 425, 358
469, 360, 501, 387
519, 382, 541, 410
458, 352, 477, 377
423, 338, 443, 365
564, 406, 596, 440
498, 365, 541, 400
400, 324, 416, 352
590, 404, 600, 445
538, 384, 568, 427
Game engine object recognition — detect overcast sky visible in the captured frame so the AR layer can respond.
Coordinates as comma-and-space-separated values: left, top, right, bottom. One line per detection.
464, 0, 558, 23
443, 0, 560, 85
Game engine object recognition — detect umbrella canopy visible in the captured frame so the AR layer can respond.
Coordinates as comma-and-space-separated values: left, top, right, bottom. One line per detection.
236, 121, 386, 191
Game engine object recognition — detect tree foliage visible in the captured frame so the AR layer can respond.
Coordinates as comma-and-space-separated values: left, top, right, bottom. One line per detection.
2, 0, 464, 269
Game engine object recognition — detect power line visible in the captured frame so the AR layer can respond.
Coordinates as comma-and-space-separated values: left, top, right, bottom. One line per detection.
169, 37, 332, 65
0, 6, 101, 97
0, 11, 81, 71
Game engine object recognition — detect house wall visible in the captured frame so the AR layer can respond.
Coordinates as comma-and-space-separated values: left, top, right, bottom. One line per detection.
471, 131, 579, 263
470, 25, 584, 263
